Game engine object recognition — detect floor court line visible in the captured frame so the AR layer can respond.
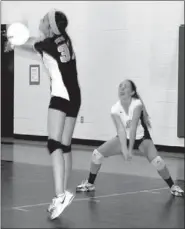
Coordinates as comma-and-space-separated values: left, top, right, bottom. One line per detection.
150, 191, 160, 194
11, 187, 168, 211
14, 207, 29, 212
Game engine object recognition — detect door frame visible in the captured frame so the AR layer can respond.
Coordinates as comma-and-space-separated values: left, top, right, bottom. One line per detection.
1, 24, 14, 138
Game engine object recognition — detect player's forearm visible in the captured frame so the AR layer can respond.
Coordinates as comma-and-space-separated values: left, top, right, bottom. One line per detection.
117, 129, 128, 153
13, 37, 42, 60
14, 37, 38, 54
111, 113, 129, 156
111, 115, 136, 161
129, 127, 136, 153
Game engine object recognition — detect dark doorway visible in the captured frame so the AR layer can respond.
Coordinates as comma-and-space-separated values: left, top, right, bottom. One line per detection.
1, 24, 14, 138
177, 25, 184, 138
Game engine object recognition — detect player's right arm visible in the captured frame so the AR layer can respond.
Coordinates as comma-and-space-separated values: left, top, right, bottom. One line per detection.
111, 103, 130, 160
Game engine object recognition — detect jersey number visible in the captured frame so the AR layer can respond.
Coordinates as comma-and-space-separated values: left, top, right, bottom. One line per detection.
57, 42, 75, 63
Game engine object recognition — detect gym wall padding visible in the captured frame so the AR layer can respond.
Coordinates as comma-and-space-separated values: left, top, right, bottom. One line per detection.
177, 25, 184, 138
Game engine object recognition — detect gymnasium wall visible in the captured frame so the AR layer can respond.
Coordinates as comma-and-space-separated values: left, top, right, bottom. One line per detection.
1, 1, 184, 147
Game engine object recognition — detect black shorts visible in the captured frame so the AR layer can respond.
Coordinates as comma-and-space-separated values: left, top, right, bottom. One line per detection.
126, 128, 152, 149
49, 94, 81, 118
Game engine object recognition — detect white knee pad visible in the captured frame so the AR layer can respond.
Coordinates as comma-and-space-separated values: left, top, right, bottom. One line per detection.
151, 156, 166, 171
92, 149, 104, 165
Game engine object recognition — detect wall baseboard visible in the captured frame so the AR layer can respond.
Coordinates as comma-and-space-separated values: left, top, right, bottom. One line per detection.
1, 134, 184, 153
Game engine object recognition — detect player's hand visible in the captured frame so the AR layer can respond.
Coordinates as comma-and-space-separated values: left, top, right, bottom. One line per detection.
127, 151, 132, 161
4, 40, 14, 53
122, 149, 132, 161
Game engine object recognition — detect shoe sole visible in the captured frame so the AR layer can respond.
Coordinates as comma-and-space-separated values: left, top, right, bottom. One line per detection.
50, 194, 75, 220
76, 187, 95, 192
170, 190, 184, 197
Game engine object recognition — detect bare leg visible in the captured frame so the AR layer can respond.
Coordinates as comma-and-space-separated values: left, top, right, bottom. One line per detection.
90, 136, 122, 175
61, 117, 77, 191
48, 109, 66, 196
139, 139, 173, 181
138, 139, 184, 196
76, 137, 122, 189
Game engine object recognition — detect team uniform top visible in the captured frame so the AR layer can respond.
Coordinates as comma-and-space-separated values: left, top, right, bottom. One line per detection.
34, 34, 80, 101
111, 98, 149, 140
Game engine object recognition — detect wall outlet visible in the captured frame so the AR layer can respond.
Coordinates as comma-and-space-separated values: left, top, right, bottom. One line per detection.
80, 116, 84, 123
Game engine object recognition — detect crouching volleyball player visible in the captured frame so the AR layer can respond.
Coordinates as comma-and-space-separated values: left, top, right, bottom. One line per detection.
5, 9, 81, 219
76, 80, 184, 197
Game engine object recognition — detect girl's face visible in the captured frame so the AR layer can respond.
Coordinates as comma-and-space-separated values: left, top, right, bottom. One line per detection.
39, 14, 51, 37
118, 80, 135, 100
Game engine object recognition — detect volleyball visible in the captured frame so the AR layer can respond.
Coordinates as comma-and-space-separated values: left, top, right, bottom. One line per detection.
7, 22, 30, 46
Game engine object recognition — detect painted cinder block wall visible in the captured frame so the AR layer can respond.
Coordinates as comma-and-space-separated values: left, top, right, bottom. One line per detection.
2, 1, 184, 146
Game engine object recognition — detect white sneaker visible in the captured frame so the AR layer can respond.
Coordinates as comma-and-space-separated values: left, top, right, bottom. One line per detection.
50, 191, 75, 220
62, 190, 75, 210
47, 195, 64, 213
76, 179, 95, 192
170, 185, 184, 197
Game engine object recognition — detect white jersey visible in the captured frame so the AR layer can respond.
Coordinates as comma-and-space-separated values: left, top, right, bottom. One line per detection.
111, 98, 147, 140
42, 53, 69, 100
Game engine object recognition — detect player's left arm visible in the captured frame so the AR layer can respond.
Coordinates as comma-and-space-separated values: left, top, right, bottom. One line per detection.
129, 104, 143, 154
19, 37, 38, 53
5, 37, 42, 60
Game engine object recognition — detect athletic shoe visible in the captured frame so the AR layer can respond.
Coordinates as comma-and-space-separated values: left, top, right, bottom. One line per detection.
76, 179, 95, 192
170, 185, 184, 197
50, 191, 75, 220
62, 190, 75, 210
47, 195, 64, 213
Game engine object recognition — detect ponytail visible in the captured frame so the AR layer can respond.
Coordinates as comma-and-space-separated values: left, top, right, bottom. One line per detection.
136, 93, 151, 128
128, 80, 151, 129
